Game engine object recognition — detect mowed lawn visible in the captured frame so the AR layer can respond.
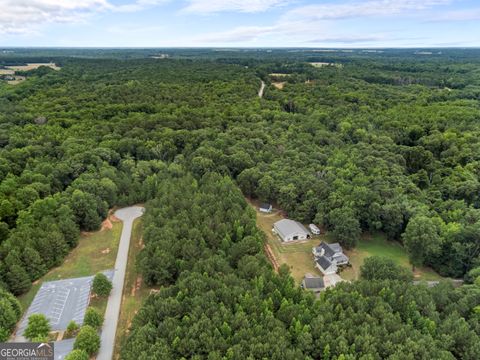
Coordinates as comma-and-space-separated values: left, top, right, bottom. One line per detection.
341, 233, 443, 281
249, 200, 443, 283
18, 221, 123, 313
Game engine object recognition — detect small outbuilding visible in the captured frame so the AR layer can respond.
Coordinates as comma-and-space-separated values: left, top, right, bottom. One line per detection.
301, 276, 325, 294
273, 219, 311, 242
259, 203, 273, 213
309, 224, 321, 235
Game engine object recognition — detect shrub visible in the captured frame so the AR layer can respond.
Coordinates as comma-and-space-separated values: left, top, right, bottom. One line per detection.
65, 320, 79, 338
360, 256, 413, 282
65, 349, 89, 360
83, 308, 103, 329
74, 325, 100, 355
92, 273, 112, 297
24, 314, 50, 341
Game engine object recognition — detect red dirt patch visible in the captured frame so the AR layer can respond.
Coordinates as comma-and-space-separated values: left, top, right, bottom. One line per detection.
131, 276, 142, 297
101, 218, 113, 231
264, 244, 280, 272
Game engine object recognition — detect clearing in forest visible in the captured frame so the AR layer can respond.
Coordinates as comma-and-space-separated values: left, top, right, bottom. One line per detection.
249, 200, 324, 283
250, 200, 443, 283
272, 82, 286, 89
5, 63, 61, 71
18, 213, 123, 314
309, 62, 343, 68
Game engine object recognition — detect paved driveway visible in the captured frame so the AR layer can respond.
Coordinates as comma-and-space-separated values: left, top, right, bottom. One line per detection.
97, 206, 144, 360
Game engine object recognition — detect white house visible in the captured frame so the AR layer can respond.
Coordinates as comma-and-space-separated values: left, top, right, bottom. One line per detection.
273, 219, 311, 242
315, 256, 338, 275
309, 224, 321, 235
313, 242, 349, 274
259, 203, 273, 213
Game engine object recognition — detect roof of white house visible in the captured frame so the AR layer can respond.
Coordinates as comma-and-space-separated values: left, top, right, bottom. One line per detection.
274, 219, 310, 239
316, 256, 334, 271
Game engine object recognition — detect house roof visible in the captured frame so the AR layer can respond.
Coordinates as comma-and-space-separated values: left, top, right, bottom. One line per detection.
317, 242, 336, 258
259, 203, 272, 210
303, 277, 324, 289
316, 256, 333, 271
274, 219, 310, 239
329, 243, 343, 253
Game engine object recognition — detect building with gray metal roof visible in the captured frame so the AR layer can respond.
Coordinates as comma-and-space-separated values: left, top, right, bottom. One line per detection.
273, 219, 311, 242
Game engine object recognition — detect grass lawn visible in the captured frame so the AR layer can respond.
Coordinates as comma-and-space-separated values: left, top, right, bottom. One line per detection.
249, 199, 443, 284
18, 221, 123, 313
113, 218, 153, 359
251, 200, 326, 283
341, 233, 443, 281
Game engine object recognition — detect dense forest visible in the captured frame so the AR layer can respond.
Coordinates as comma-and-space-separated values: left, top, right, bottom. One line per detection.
122, 168, 480, 359
0, 49, 480, 356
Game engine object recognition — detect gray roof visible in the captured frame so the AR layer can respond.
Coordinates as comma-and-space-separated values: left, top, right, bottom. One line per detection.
303, 277, 324, 289
317, 242, 335, 258
274, 219, 310, 239
260, 203, 272, 210
316, 256, 333, 271
329, 243, 343, 253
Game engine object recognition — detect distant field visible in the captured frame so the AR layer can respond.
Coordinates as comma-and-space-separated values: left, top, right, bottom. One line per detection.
249, 200, 443, 283
269, 73, 290, 77
309, 62, 343, 68
6, 63, 61, 71
272, 82, 286, 89
0, 69, 15, 75
7, 76, 26, 85
18, 219, 122, 313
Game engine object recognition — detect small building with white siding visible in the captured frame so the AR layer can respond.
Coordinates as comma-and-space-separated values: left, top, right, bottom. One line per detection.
273, 219, 311, 242
259, 203, 273, 213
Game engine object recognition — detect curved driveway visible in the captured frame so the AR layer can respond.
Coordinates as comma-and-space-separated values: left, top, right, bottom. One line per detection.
97, 206, 144, 360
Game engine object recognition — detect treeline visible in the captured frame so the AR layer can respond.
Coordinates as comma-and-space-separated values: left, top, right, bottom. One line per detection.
123, 168, 480, 359
0, 58, 261, 299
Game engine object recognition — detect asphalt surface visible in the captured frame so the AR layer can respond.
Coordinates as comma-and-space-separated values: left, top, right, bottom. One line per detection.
97, 206, 144, 360
15, 271, 114, 340
54, 339, 75, 360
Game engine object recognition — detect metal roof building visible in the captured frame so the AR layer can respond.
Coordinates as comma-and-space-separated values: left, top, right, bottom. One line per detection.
273, 219, 311, 242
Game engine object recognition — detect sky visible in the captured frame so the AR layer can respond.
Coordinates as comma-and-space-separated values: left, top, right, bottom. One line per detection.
0, 0, 479, 47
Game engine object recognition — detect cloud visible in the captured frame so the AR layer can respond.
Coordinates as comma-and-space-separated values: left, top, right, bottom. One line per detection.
114, 0, 171, 13
0, 0, 172, 35
182, 0, 291, 14
429, 8, 480, 21
0, 0, 112, 34
287, 0, 453, 21
195, 25, 277, 42
193, 0, 454, 45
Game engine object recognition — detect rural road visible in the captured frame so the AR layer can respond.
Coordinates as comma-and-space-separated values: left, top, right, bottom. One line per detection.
258, 80, 266, 98
97, 206, 144, 360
